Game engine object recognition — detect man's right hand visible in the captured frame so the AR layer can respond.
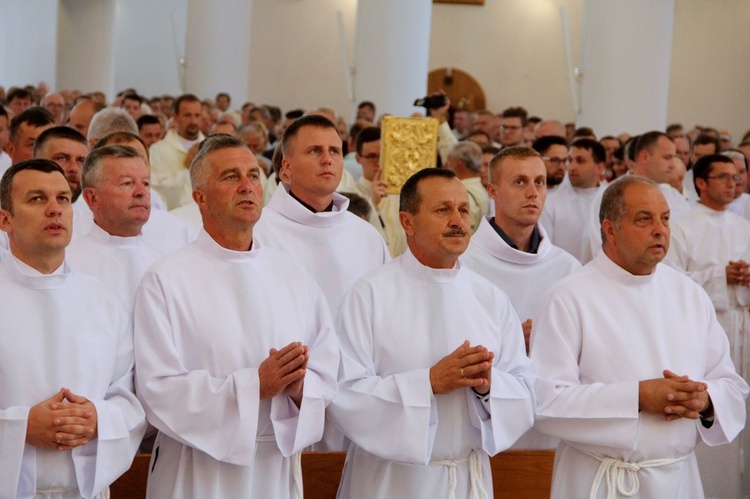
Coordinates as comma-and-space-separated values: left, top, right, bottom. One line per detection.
726, 260, 750, 286
258, 342, 308, 400
26, 389, 96, 451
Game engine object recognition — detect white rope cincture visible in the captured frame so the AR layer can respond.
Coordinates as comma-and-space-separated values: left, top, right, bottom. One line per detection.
36, 486, 109, 497
292, 451, 304, 499
429, 449, 489, 499
256, 435, 303, 499
584, 450, 690, 499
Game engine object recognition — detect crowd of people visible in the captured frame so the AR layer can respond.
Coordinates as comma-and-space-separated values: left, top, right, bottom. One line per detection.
0, 80, 749, 499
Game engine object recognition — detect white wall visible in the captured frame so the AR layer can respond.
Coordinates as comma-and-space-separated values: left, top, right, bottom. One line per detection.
247, 0, 357, 118
0, 0, 58, 90
668, 0, 750, 141
112, 0, 186, 98
430, 0, 583, 123
2, 0, 749, 141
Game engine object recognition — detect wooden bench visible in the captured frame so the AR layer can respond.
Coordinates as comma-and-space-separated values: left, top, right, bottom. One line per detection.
111, 449, 555, 498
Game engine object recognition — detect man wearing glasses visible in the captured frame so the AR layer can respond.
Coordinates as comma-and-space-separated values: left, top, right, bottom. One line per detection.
665, 153, 750, 499
499, 107, 527, 148
532, 135, 569, 191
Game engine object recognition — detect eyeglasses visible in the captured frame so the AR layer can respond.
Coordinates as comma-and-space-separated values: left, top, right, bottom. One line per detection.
706, 174, 741, 184
541, 157, 569, 166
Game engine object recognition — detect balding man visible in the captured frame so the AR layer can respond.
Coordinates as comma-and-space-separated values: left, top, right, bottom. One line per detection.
42, 92, 66, 124
445, 141, 488, 233
67, 98, 104, 139
532, 175, 748, 499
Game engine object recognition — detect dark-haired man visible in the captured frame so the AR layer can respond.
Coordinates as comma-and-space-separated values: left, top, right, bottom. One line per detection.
136, 114, 164, 149
6, 107, 55, 165
500, 107, 527, 147
665, 154, 750, 498
0, 159, 146, 498
330, 168, 535, 498
541, 138, 607, 264
532, 135, 569, 191
149, 94, 205, 209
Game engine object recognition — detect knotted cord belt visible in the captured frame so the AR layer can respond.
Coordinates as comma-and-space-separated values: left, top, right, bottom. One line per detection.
428, 449, 488, 499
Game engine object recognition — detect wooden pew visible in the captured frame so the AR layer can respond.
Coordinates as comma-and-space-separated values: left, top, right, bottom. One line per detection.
110, 449, 555, 499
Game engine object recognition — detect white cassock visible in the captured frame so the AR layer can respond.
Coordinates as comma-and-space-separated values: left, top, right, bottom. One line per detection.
66, 222, 165, 311
72, 202, 196, 254
462, 218, 580, 449
461, 177, 489, 234
329, 249, 536, 499
540, 182, 607, 264
728, 192, 750, 222
664, 203, 750, 498
168, 201, 202, 234
531, 252, 749, 499
254, 183, 390, 319
0, 255, 146, 499
586, 181, 691, 261
134, 232, 340, 499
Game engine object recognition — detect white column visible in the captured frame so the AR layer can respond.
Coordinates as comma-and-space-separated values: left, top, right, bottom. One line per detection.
577, 0, 675, 136
56, 0, 116, 97
354, 0, 432, 118
0, 0, 58, 90
184, 0, 251, 103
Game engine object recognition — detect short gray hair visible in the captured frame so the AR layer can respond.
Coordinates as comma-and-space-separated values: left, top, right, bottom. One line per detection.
448, 141, 482, 174
190, 134, 249, 189
82, 145, 144, 189
87, 107, 138, 143
599, 175, 658, 242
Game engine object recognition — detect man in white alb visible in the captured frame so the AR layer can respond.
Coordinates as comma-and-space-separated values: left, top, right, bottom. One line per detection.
66, 145, 163, 310
330, 168, 536, 498
587, 131, 690, 259
532, 175, 748, 498
0, 159, 146, 498
134, 135, 339, 498
149, 94, 205, 209
254, 114, 389, 319
542, 138, 607, 264
665, 154, 750, 498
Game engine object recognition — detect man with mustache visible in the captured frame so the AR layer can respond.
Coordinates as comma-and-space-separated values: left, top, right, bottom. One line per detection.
541, 138, 608, 264
531, 175, 748, 498
0, 159, 146, 498
330, 168, 536, 498
665, 154, 750, 498
149, 93, 204, 210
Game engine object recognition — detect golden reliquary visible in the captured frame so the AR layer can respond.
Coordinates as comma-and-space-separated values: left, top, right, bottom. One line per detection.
380, 116, 439, 194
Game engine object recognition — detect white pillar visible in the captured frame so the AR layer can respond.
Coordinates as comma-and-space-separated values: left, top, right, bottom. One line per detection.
184, 0, 251, 103
353, 0, 432, 118
577, 0, 675, 136
0, 0, 58, 90
56, 0, 116, 97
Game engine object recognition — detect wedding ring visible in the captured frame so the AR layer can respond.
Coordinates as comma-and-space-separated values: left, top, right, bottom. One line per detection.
460, 368, 465, 377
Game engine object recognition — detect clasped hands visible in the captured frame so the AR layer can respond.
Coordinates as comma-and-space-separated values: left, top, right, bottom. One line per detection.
639, 369, 712, 421
259, 342, 309, 408
726, 260, 750, 286
430, 340, 494, 396
26, 388, 98, 451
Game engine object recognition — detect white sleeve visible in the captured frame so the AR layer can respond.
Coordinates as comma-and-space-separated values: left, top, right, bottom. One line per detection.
530, 291, 641, 450
328, 285, 438, 465
134, 270, 262, 466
